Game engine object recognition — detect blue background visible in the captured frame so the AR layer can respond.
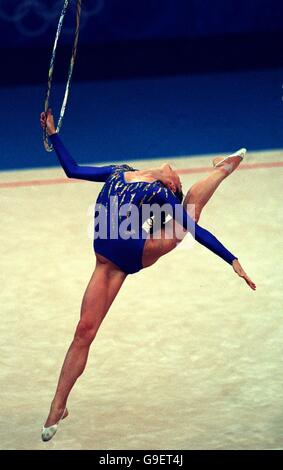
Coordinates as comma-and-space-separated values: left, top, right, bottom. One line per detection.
0, 0, 282, 171
1, 69, 282, 171
1, 0, 283, 46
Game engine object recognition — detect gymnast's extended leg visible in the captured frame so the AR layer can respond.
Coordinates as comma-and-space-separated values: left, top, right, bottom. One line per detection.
44, 256, 127, 428
142, 152, 243, 266
182, 154, 240, 223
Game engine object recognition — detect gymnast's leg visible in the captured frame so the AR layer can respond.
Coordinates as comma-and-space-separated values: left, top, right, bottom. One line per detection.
44, 256, 127, 427
142, 152, 243, 266
182, 154, 241, 223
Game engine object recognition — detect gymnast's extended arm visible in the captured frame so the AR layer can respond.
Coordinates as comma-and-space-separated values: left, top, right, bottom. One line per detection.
158, 189, 256, 289
40, 110, 115, 182
49, 133, 115, 182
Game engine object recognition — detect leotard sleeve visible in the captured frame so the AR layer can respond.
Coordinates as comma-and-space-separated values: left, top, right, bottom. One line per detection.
153, 188, 237, 266
49, 133, 116, 182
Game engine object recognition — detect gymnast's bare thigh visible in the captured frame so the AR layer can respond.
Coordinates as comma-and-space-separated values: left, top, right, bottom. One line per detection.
142, 220, 186, 269
95, 220, 186, 273
95, 252, 126, 273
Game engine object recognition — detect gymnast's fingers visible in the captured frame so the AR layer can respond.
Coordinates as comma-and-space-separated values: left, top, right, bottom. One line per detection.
232, 260, 256, 290
238, 266, 256, 290
243, 274, 256, 291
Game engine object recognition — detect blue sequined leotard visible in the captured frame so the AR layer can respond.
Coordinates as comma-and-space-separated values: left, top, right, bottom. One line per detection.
50, 133, 237, 274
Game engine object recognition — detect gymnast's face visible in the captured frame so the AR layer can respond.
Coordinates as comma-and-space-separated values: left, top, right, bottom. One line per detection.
160, 163, 183, 195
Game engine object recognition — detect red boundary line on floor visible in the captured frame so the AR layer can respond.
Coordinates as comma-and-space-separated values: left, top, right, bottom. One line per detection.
0, 161, 282, 189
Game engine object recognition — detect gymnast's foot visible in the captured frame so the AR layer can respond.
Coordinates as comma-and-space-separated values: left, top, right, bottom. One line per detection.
42, 402, 69, 442
212, 148, 247, 175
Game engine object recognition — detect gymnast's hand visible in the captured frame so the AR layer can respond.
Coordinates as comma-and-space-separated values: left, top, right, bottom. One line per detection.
40, 109, 56, 136
232, 259, 256, 290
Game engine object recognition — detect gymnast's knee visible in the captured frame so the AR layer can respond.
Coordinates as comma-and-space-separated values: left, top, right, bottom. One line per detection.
74, 320, 98, 345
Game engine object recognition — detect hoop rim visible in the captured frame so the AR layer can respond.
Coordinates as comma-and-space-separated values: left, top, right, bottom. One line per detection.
43, 0, 81, 152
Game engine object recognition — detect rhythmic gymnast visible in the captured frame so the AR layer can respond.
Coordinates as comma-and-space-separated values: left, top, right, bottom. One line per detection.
40, 110, 256, 441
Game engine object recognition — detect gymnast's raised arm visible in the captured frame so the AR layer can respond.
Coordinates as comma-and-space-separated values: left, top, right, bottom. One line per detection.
40, 109, 115, 182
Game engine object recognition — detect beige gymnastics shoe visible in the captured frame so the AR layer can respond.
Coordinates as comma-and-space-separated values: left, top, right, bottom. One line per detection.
213, 148, 247, 174
41, 407, 68, 442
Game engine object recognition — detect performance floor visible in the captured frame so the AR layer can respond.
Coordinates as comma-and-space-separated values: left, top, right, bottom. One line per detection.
0, 149, 282, 450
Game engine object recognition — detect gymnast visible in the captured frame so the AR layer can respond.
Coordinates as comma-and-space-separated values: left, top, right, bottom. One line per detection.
40, 109, 256, 441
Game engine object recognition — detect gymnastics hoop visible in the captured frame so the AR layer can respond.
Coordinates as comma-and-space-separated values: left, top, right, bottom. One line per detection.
43, 0, 81, 152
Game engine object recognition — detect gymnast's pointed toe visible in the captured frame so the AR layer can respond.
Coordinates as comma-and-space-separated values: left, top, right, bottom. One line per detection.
41, 424, 59, 442
41, 407, 68, 442
232, 148, 247, 158
213, 148, 247, 174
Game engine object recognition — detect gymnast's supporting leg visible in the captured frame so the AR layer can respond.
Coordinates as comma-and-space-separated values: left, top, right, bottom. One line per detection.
44, 257, 127, 428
